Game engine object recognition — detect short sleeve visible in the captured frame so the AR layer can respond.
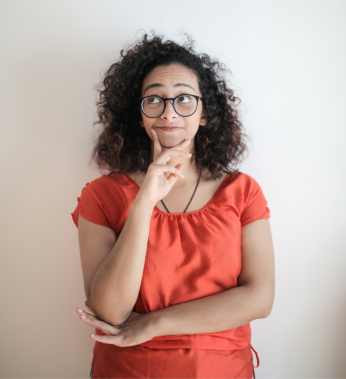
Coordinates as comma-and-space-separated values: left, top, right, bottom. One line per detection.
240, 176, 271, 227
71, 181, 112, 229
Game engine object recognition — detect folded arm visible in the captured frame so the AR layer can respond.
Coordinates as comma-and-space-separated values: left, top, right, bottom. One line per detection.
151, 219, 275, 336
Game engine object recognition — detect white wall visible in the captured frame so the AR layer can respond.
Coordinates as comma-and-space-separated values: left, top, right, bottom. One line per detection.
1, 0, 345, 377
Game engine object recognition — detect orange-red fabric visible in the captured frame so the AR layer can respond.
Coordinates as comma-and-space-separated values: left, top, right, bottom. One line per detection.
71, 171, 270, 379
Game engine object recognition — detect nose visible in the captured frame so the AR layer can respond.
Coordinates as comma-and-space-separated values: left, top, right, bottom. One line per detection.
160, 99, 178, 121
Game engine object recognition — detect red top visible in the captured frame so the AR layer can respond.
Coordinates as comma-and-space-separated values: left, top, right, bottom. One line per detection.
71, 171, 270, 379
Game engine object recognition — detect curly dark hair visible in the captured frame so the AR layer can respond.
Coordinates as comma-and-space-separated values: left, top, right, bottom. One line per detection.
90, 30, 249, 180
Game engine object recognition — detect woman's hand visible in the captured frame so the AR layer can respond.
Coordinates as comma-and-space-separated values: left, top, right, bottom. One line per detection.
135, 129, 192, 207
76, 301, 159, 347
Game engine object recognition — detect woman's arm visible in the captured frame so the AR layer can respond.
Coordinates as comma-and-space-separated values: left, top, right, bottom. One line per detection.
150, 219, 275, 336
79, 198, 155, 326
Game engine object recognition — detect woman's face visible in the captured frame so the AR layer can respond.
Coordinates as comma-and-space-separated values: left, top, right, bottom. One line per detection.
140, 63, 207, 149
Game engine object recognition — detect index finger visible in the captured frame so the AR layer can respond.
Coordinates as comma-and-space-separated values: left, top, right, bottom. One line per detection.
151, 128, 162, 162
152, 130, 191, 158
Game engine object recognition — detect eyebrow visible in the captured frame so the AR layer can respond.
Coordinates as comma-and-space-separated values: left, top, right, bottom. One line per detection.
143, 83, 196, 95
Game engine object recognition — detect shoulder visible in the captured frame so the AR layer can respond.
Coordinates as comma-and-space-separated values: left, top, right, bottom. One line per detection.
227, 171, 264, 196
74, 172, 132, 232
232, 172, 270, 226
223, 171, 269, 209
77, 173, 129, 212
84, 172, 126, 194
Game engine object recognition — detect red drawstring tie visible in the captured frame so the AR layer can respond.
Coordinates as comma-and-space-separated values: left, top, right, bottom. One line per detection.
250, 344, 259, 379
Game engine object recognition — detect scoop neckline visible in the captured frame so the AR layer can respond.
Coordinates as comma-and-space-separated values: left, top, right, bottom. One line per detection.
121, 171, 230, 216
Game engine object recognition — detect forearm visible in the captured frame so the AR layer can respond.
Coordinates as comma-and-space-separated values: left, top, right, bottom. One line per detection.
90, 198, 154, 326
152, 285, 270, 336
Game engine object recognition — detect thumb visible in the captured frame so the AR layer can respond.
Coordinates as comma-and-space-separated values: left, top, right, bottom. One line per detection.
166, 164, 184, 184
177, 163, 183, 172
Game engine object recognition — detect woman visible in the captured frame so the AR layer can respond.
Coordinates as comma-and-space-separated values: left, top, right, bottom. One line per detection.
72, 32, 275, 379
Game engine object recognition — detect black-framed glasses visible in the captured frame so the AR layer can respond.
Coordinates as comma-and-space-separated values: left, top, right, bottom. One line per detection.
139, 94, 203, 118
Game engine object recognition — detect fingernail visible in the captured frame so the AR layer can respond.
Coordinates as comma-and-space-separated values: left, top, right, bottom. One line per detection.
81, 315, 87, 319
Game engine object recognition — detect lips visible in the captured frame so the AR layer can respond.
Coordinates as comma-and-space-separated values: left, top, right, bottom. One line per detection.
158, 127, 182, 131
156, 126, 182, 131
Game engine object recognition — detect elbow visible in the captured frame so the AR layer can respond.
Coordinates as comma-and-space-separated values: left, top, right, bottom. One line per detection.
260, 305, 273, 318
260, 297, 274, 318
91, 302, 127, 326
257, 285, 275, 319
88, 295, 132, 326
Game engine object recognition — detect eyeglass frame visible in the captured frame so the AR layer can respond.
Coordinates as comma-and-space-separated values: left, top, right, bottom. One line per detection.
139, 94, 203, 118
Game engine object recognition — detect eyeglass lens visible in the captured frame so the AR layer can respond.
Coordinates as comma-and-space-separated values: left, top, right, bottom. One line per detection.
142, 95, 198, 117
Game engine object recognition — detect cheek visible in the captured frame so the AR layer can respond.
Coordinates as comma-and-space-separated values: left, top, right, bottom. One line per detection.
142, 119, 156, 138
185, 116, 201, 134
195, 107, 207, 126
146, 121, 155, 131
141, 116, 153, 129
191, 111, 204, 128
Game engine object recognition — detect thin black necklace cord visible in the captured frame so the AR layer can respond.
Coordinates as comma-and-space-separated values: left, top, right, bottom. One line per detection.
161, 169, 202, 213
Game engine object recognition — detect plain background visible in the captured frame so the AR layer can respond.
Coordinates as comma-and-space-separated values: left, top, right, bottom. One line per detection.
1, 0, 345, 378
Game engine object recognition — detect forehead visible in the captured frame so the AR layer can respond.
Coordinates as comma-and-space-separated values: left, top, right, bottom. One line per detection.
142, 63, 199, 92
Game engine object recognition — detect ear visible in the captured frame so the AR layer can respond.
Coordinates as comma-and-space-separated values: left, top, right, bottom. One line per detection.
199, 111, 207, 126
140, 120, 144, 128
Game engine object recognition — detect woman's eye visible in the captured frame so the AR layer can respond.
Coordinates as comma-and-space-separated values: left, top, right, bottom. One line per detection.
148, 97, 160, 103
177, 96, 191, 103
